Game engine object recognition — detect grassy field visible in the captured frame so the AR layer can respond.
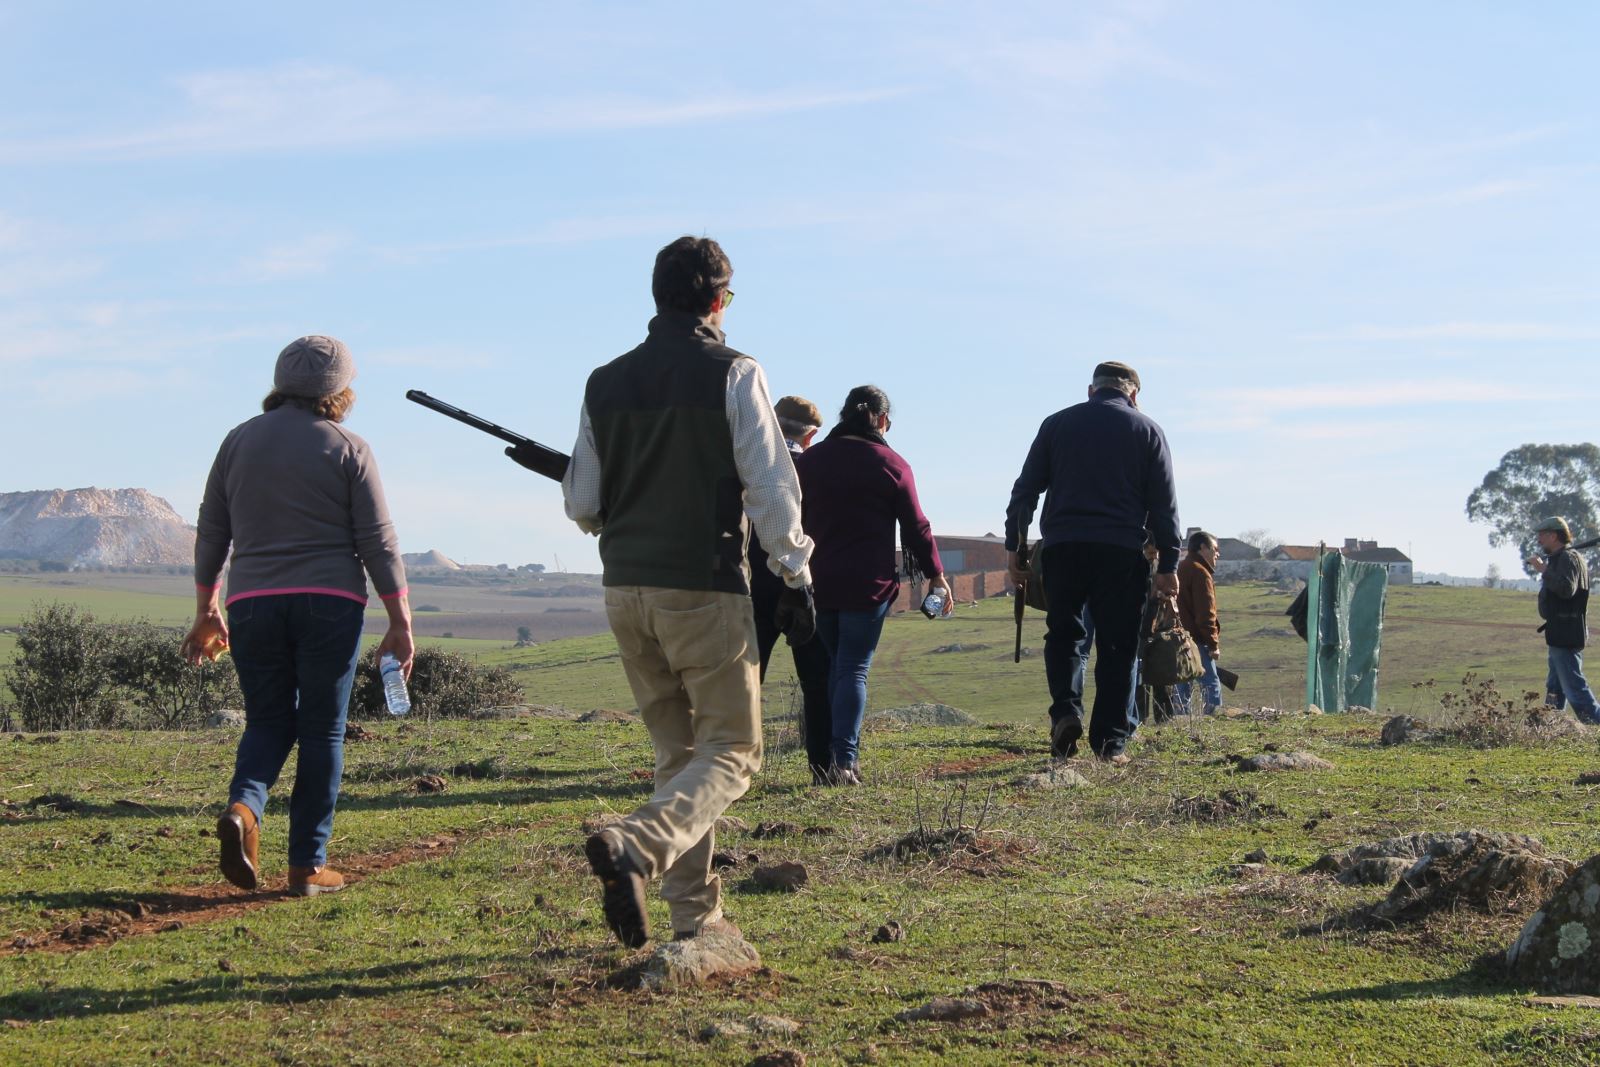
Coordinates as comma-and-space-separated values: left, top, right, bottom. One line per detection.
1, 578, 1597, 1063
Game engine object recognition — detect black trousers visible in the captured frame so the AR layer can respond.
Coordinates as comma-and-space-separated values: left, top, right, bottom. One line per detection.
1041, 541, 1147, 755
753, 580, 834, 776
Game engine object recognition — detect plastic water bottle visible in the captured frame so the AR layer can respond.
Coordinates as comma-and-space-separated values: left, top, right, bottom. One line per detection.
379, 653, 411, 716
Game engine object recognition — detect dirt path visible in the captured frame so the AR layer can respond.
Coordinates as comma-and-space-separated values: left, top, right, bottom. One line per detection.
3, 822, 548, 957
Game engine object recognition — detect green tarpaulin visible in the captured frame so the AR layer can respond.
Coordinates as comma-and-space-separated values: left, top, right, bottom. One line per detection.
1305, 552, 1388, 712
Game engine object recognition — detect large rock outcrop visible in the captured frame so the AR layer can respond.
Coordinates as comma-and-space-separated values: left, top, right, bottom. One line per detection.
0, 488, 194, 566
1507, 854, 1600, 993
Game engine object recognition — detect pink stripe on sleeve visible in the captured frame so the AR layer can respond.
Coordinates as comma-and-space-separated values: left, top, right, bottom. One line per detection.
379, 586, 408, 601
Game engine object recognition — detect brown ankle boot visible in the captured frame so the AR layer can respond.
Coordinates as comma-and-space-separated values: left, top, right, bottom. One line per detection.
216, 802, 259, 891
288, 865, 346, 897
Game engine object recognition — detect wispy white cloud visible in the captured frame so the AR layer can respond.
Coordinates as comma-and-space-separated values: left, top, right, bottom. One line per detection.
238, 232, 350, 281
0, 63, 911, 162
1217, 380, 1552, 412
1332, 322, 1600, 342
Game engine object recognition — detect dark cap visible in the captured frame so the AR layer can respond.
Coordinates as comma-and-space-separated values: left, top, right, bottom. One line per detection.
1092, 361, 1141, 390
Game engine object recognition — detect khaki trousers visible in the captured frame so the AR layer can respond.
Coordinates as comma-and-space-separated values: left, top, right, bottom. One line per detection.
603, 585, 762, 933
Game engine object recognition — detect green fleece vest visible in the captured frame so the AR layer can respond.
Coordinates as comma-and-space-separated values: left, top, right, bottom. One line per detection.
585, 312, 751, 594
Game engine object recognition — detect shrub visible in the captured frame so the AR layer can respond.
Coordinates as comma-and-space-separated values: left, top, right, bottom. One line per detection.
106, 619, 243, 729
4, 603, 123, 731
349, 645, 522, 721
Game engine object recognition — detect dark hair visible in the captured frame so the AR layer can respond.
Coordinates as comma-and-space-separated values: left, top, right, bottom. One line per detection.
652, 236, 732, 314
837, 385, 891, 436
263, 386, 355, 422
1187, 530, 1217, 553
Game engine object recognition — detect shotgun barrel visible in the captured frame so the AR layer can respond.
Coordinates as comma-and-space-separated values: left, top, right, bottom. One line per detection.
406, 390, 571, 482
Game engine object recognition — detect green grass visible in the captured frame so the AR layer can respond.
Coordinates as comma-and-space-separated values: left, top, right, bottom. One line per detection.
1, 577, 1591, 1064
3, 712, 1599, 1064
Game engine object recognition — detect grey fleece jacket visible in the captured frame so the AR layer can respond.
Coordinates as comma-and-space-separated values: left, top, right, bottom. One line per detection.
194, 405, 406, 605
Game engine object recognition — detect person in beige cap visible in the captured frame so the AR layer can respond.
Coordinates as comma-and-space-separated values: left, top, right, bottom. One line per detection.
1528, 516, 1599, 724
182, 335, 414, 896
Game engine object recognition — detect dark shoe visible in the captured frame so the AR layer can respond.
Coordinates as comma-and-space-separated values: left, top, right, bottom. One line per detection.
1049, 716, 1083, 759
585, 831, 649, 948
810, 763, 832, 787
1096, 746, 1130, 766
674, 915, 743, 941
216, 802, 259, 891
828, 763, 862, 786
287, 865, 345, 896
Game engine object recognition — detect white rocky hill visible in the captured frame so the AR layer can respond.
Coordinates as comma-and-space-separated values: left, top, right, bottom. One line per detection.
402, 548, 460, 571
0, 488, 195, 566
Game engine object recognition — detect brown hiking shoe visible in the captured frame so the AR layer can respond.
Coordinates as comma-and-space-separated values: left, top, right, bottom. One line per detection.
216, 802, 259, 891
288, 865, 346, 897
585, 830, 649, 948
674, 916, 743, 941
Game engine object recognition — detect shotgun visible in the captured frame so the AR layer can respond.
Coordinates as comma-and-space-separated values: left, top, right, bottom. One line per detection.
1013, 527, 1028, 664
405, 390, 570, 482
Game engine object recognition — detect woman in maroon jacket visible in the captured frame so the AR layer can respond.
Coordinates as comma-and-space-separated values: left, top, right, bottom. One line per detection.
795, 385, 951, 784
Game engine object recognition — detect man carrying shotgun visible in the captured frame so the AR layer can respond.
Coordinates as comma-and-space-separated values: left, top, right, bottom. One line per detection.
562, 236, 816, 949
1004, 361, 1181, 764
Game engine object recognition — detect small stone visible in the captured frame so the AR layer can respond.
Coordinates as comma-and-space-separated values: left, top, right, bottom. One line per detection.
206, 709, 246, 729
1243, 849, 1269, 864
751, 861, 809, 892
872, 920, 905, 943
1526, 995, 1600, 1009
715, 816, 750, 834
155, 826, 175, 838
894, 996, 991, 1023
1337, 856, 1413, 886
1381, 715, 1422, 745
748, 1052, 805, 1067
413, 774, 448, 794
217, 958, 234, 972
638, 930, 761, 989
1016, 767, 1092, 790
1236, 751, 1333, 772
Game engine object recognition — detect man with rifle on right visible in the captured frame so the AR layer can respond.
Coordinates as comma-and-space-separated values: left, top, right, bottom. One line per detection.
1004, 361, 1181, 764
1529, 516, 1600, 725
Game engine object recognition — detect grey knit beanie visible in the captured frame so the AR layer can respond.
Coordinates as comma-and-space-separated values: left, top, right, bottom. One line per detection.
274, 335, 355, 397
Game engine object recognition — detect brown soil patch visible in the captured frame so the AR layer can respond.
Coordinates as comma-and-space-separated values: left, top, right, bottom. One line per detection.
1169, 789, 1285, 823
2, 826, 536, 957
930, 752, 1027, 778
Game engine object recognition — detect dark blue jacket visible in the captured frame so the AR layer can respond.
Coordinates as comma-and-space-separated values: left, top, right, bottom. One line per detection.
1003, 389, 1181, 573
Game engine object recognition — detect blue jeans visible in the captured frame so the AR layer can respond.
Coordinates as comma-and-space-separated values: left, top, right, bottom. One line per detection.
227, 593, 366, 867
1546, 646, 1600, 724
1176, 646, 1223, 713
816, 598, 893, 769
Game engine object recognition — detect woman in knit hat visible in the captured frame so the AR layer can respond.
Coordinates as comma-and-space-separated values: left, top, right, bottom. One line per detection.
181, 335, 413, 896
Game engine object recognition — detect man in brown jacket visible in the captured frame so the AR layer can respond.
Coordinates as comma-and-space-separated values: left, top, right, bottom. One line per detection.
1175, 530, 1222, 713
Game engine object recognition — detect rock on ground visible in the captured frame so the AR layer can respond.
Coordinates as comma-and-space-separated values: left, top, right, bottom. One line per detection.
1372, 830, 1573, 923
867, 702, 979, 727
1236, 751, 1333, 772
578, 708, 639, 724
1507, 853, 1600, 994
206, 709, 245, 728
895, 997, 991, 1023
750, 861, 808, 892
1015, 766, 1092, 790
638, 931, 762, 990
1309, 830, 1548, 887
701, 1015, 801, 1039
748, 1052, 806, 1067
1381, 715, 1428, 745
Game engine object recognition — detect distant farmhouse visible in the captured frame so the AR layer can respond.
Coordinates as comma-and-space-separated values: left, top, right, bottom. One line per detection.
886, 531, 1412, 612
1263, 538, 1413, 585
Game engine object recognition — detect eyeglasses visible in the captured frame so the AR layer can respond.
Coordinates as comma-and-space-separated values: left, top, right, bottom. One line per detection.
721, 289, 735, 309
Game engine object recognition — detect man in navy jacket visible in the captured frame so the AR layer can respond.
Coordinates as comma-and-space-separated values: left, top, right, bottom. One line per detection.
1004, 361, 1181, 763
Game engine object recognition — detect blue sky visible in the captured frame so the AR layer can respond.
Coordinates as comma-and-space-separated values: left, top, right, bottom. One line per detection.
2, 1, 1595, 577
